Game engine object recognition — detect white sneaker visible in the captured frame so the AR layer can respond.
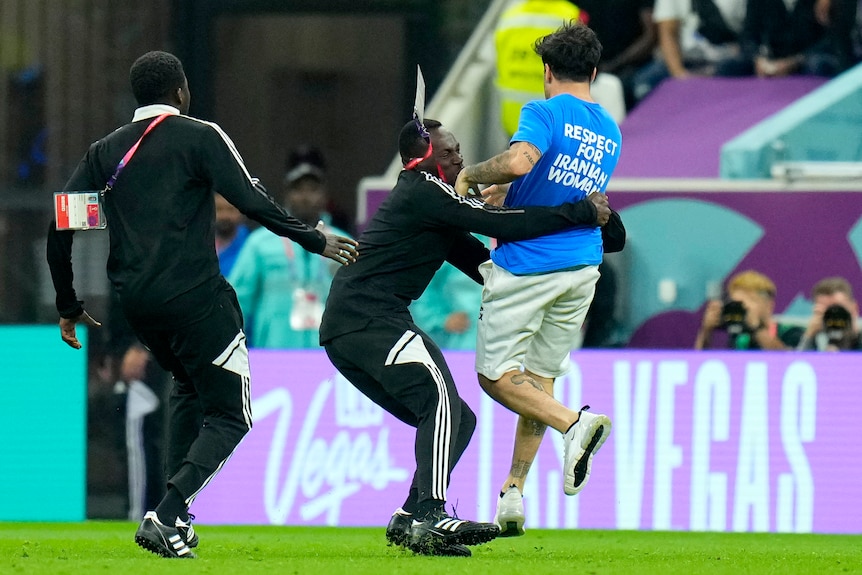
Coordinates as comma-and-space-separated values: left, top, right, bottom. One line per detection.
494, 485, 525, 537
563, 406, 611, 495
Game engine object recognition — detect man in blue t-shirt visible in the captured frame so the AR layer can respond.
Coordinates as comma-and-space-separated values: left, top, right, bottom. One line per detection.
455, 21, 621, 537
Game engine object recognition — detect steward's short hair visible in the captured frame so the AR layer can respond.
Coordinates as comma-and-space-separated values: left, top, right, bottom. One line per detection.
129, 51, 186, 106
399, 118, 442, 164
534, 21, 602, 83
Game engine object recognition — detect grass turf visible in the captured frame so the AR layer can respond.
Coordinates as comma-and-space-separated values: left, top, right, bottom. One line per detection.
1, 522, 860, 574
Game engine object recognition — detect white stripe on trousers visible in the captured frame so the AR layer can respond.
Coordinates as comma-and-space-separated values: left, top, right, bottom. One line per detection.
385, 330, 452, 501
186, 372, 251, 507
185, 333, 253, 506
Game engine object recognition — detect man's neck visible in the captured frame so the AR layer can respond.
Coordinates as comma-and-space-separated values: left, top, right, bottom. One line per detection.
548, 80, 594, 102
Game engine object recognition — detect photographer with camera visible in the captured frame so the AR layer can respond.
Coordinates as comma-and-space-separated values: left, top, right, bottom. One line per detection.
695, 270, 803, 351
797, 277, 862, 351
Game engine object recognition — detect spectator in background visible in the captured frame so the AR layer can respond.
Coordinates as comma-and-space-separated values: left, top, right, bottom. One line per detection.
633, 0, 746, 101
797, 276, 862, 351
287, 144, 354, 234
287, 144, 328, 174
577, 0, 658, 110
214, 193, 250, 277
724, 0, 840, 77
229, 159, 351, 348
410, 235, 491, 350
695, 270, 803, 350
814, 0, 860, 72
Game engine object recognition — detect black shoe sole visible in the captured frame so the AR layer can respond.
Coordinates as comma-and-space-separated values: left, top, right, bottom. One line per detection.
425, 543, 472, 557
386, 530, 408, 547
410, 523, 499, 553
135, 533, 196, 559
453, 524, 500, 546
573, 424, 605, 488
390, 529, 471, 556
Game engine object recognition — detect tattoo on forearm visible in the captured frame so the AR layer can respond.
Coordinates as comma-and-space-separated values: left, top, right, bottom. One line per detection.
467, 151, 514, 183
510, 460, 532, 479
522, 149, 536, 166
511, 373, 545, 393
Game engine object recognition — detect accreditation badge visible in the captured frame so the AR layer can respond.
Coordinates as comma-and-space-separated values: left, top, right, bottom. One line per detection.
290, 288, 324, 330
54, 191, 107, 230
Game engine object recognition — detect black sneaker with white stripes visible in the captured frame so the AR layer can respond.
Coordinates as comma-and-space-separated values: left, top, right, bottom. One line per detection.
408, 508, 499, 554
386, 508, 472, 557
135, 511, 196, 558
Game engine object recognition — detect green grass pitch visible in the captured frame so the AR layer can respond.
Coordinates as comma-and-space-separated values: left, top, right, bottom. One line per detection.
1, 523, 860, 574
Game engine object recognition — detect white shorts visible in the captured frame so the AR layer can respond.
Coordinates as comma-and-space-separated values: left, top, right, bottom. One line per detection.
475, 260, 600, 381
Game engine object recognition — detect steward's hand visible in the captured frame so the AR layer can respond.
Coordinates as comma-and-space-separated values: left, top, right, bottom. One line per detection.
318, 221, 358, 265
59, 310, 101, 350
480, 183, 509, 207
590, 193, 611, 226
454, 170, 478, 198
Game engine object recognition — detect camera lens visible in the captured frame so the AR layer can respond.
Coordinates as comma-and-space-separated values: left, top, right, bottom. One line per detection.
823, 304, 851, 345
721, 300, 746, 335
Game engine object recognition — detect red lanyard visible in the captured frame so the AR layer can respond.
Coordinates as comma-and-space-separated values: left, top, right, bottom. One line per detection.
103, 113, 170, 193
404, 141, 433, 170
403, 141, 448, 183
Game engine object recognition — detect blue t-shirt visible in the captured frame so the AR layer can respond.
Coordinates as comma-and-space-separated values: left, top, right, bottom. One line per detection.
492, 94, 622, 275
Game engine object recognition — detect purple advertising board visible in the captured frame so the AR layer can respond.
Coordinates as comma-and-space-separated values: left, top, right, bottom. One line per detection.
193, 349, 859, 533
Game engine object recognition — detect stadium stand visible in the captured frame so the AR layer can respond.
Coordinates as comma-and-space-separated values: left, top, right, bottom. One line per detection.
721, 62, 862, 179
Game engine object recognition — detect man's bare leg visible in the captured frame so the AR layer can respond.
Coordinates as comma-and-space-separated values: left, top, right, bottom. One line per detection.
485, 369, 585, 536
497, 370, 554, 494
479, 369, 579, 437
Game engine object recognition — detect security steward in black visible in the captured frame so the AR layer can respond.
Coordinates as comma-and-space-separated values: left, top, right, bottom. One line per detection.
46, 51, 357, 558
320, 118, 608, 556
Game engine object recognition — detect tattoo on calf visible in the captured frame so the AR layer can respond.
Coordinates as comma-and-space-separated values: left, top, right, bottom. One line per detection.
531, 420, 547, 436
511, 373, 544, 392
510, 460, 531, 479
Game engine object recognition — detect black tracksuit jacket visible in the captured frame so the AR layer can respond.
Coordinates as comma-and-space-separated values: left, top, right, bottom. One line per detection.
46, 105, 325, 329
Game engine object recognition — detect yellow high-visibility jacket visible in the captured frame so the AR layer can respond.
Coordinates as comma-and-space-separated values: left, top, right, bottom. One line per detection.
495, 0, 582, 136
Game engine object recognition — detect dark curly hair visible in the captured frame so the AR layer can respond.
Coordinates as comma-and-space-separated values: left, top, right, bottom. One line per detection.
398, 118, 442, 164
129, 51, 186, 106
534, 21, 602, 83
